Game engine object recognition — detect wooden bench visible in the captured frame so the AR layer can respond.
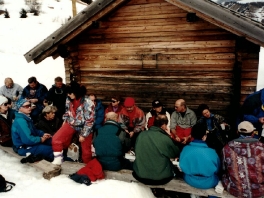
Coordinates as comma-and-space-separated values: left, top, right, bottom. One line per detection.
0, 145, 234, 197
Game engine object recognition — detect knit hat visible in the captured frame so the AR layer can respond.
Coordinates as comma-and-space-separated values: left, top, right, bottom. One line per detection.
0, 96, 8, 105
152, 100, 163, 108
238, 121, 255, 133
197, 104, 209, 116
16, 98, 29, 110
124, 97, 135, 107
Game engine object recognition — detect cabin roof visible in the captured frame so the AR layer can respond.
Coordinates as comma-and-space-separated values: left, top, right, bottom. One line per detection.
24, 0, 264, 64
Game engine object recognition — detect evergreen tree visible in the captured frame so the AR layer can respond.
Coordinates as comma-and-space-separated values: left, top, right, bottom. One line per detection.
4, 9, 10, 18
20, 8, 27, 18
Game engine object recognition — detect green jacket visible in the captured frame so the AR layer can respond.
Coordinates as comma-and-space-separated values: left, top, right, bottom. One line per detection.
133, 126, 180, 180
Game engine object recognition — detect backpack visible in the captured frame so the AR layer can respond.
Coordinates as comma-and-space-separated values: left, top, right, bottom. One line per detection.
0, 174, 15, 192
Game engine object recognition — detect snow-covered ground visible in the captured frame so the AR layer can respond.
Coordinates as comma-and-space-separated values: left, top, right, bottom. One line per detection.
0, 149, 154, 198
0, 0, 264, 197
0, 0, 154, 197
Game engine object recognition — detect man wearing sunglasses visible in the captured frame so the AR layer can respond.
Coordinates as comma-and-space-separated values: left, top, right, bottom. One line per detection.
0, 95, 16, 147
11, 98, 53, 162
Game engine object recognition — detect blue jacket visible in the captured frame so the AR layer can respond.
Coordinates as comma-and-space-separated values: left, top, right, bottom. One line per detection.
180, 140, 220, 189
21, 82, 48, 114
94, 99, 104, 130
93, 120, 123, 171
12, 112, 44, 148
241, 88, 264, 134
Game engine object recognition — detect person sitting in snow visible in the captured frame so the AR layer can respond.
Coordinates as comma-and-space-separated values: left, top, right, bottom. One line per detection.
11, 98, 53, 161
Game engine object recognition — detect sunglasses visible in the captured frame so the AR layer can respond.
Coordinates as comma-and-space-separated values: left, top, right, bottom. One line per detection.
1, 103, 8, 106
111, 100, 118, 103
22, 104, 32, 109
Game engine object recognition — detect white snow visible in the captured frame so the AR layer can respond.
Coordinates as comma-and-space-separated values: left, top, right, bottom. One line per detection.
0, 0, 154, 197
0, 149, 154, 198
0, 0, 263, 196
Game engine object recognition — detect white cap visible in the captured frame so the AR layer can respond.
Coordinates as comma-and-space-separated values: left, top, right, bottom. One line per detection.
0, 95, 8, 105
238, 121, 255, 133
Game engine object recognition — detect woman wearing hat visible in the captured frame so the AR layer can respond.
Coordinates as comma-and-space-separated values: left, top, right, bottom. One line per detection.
145, 100, 170, 134
197, 104, 230, 156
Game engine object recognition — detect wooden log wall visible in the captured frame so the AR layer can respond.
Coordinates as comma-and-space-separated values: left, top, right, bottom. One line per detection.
64, 0, 259, 121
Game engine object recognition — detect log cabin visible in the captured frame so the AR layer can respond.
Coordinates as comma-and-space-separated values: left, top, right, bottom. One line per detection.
24, 0, 264, 125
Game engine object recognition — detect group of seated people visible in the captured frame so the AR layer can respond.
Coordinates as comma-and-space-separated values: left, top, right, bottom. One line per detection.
1, 75, 264, 198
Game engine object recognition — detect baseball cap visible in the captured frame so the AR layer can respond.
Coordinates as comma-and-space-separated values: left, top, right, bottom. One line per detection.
238, 121, 255, 133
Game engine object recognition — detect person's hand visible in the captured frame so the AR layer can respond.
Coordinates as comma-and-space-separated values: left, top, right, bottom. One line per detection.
43, 100, 48, 106
182, 136, 190, 144
43, 133, 51, 138
12, 96, 18, 101
30, 98, 38, 103
129, 131, 134, 138
41, 136, 48, 142
259, 117, 264, 124
175, 135, 181, 142
79, 136, 85, 143
87, 122, 93, 127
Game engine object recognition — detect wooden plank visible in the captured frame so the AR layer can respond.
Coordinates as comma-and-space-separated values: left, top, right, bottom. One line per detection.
0, 145, 61, 180
76, 47, 236, 55
117, 3, 182, 13
79, 71, 233, 79
78, 40, 236, 49
108, 12, 188, 21
85, 29, 232, 39
126, 0, 164, 5
78, 53, 235, 61
88, 23, 220, 34
105, 170, 235, 198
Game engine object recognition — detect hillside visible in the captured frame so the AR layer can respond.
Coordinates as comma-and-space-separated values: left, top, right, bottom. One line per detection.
211, 0, 264, 24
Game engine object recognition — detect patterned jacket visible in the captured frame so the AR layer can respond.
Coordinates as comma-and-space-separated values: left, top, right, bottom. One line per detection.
222, 138, 264, 198
63, 96, 95, 137
118, 106, 145, 133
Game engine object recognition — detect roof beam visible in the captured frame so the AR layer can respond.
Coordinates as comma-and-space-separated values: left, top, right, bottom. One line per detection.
24, 0, 127, 64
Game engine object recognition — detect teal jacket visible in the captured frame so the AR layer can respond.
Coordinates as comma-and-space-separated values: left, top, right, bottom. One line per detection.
12, 112, 44, 148
133, 126, 180, 180
180, 140, 220, 189
93, 120, 124, 171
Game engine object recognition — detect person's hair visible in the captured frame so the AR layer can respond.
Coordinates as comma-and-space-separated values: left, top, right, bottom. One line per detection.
89, 93, 97, 99
105, 112, 118, 121
197, 104, 209, 116
181, 100, 186, 108
28, 76, 37, 84
66, 81, 86, 100
112, 95, 121, 102
238, 130, 254, 137
42, 106, 57, 115
6, 97, 12, 105
4, 77, 13, 84
153, 114, 168, 127
54, 76, 63, 82
191, 123, 207, 140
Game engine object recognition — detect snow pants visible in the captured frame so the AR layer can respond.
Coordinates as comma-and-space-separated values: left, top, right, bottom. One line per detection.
52, 123, 93, 163
17, 138, 54, 160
